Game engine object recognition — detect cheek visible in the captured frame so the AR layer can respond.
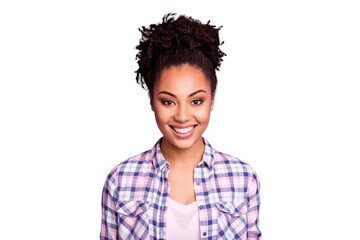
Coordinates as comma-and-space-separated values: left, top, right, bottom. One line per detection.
195, 106, 212, 123
154, 107, 171, 125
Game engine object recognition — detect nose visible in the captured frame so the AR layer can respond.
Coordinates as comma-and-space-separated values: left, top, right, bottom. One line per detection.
174, 103, 191, 123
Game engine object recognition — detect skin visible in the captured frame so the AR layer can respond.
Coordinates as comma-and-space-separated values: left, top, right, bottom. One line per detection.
150, 64, 214, 205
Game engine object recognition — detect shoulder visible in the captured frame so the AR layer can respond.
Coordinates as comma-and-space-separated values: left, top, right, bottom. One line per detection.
212, 149, 254, 172
107, 148, 154, 180
209, 147, 261, 202
212, 149, 259, 180
203, 138, 259, 179
102, 148, 155, 199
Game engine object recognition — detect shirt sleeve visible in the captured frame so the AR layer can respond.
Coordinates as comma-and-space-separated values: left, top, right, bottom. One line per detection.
246, 171, 261, 240
100, 168, 119, 240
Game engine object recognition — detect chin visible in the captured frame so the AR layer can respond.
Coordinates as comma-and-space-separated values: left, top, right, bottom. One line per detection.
171, 140, 197, 149
165, 134, 203, 150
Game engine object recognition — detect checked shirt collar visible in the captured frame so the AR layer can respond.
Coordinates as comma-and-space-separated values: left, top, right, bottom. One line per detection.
151, 137, 215, 177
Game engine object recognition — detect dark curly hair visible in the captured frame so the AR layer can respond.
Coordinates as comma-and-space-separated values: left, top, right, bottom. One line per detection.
135, 13, 226, 97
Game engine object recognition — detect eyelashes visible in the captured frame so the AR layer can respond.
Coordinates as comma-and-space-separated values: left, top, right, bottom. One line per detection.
161, 100, 174, 105
192, 99, 203, 105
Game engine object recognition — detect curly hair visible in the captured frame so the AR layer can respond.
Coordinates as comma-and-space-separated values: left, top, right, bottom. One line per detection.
135, 13, 226, 97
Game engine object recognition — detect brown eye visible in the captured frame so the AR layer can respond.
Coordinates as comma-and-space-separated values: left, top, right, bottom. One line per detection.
192, 99, 203, 105
162, 100, 174, 105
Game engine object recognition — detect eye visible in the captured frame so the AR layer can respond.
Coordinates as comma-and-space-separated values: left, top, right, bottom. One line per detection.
192, 99, 203, 105
161, 100, 174, 105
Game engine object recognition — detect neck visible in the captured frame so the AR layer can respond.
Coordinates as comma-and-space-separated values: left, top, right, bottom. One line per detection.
160, 138, 205, 169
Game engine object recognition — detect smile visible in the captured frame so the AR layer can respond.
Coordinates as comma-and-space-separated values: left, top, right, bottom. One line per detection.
173, 126, 195, 134
170, 125, 197, 138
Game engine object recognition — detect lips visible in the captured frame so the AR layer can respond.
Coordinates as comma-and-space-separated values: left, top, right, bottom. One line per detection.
170, 125, 197, 138
172, 126, 195, 134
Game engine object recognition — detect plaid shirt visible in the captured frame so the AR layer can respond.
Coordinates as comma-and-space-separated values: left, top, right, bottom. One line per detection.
101, 138, 261, 240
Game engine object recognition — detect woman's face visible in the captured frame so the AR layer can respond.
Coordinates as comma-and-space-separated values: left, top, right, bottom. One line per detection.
151, 64, 214, 150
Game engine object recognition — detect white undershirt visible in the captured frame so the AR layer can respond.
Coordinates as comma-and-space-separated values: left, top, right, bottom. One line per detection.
165, 198, 200, 240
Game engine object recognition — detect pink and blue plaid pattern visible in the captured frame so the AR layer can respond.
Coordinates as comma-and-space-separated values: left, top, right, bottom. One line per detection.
101, 138, 261, 240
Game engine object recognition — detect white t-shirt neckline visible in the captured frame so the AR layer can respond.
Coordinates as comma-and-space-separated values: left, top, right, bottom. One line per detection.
165, 198, 200, 240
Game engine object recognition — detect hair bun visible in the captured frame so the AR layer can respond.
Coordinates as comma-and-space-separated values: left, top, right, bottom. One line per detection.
137, 13, 225, 71
135, 13, 226, 96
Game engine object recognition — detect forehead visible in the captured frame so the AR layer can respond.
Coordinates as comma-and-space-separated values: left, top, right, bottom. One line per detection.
155, 64, 211, 93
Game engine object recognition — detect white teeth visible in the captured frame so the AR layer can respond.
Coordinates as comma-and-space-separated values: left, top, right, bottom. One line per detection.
173, 126, 194, 134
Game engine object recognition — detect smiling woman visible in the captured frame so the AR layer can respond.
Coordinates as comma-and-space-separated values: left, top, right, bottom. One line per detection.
152, 64, 213, 152
100, 13, 261, 240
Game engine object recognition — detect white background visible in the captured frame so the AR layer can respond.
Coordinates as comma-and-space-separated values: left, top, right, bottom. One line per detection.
1, 0, 359, 239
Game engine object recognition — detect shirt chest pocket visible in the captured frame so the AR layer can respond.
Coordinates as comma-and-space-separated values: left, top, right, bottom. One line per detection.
215, 201, 248, 240
116, 200, 150, 240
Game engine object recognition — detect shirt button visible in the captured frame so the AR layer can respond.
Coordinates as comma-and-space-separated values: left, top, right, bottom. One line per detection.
199, 205, 204, 209
202, 232, 207, 236
196, 181, 200, 186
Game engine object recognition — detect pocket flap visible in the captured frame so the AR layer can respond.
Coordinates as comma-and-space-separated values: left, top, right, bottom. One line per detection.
116, 200, 149, 217
215, 201, 247, 217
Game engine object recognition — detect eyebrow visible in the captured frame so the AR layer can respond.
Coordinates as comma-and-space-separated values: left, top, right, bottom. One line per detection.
158, 90, 207, 97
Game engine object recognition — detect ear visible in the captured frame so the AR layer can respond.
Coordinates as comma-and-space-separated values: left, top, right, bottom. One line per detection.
210, 97, 214, 111
150, 97, 154, 111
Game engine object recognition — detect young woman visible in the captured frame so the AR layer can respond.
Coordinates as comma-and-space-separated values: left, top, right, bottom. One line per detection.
101, 13, 261, 240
